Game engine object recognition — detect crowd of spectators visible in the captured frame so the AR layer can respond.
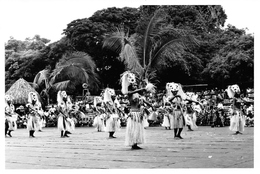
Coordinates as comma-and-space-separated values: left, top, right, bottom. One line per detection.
13, 87, 254, 129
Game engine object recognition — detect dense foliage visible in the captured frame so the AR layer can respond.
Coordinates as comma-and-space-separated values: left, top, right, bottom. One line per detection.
5, 5, 254, 105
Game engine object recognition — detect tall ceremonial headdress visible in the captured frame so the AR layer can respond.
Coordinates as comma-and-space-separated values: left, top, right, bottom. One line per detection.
120, 71, 136, 94
5, 95, 13, 104
225, 84, 240, 99
28, 92, 40, 105
57, 90, 72, 109
103, 88, 116, 103
5, 95, 14, 112
166, 82, 187, 100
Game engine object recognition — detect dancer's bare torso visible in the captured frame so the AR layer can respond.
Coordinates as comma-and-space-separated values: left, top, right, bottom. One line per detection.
128, 92, 143, 111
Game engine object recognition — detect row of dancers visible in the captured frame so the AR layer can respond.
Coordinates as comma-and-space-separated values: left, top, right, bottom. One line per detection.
5, 71, 248, 149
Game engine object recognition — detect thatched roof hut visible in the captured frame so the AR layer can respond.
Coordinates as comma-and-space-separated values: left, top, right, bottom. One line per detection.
5, 78, 40, 104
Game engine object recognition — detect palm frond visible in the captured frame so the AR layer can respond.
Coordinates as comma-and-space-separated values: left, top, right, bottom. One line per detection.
150, 39, 185, 69
103, 28, 127, 54
60, 52, 97, 72
52, 80, 71, 91
120, 44, 143, 74
143, 10, 166, 68
33, 69, 51, 88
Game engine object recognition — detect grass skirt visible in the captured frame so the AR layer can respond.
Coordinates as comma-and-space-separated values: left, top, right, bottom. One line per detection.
162, 114, 171, 128
67, 118, 75, 132
143, 116, 149, 128
148, 111, 157, 121
105, 114, 119, 132
184, 113, 198, 130
37, 117, 45, 130
27, 114, 38, 131
5, 115, 17, 131
57, 114, 71, 131
229, 112, 245, 132
172, 110, 185, 129
125, 112, 145, 146
93, 114, 105, 132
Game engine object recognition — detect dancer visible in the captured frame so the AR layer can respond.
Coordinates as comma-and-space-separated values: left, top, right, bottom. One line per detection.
161, 96, 172, 130
184, 102, 197, 131
229, 99, 245, 134
93, 96, 105, 132
5, 95, 17, 137
26, 92, 42, 138
103, 88, 119, 138
37, 108, 45, 132
226, 84, 245, 135
57, 91, 74, 138
165, 82, 186, 139
121, 71, 155, 149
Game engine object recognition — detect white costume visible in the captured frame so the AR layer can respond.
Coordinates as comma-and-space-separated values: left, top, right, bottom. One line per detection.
103, 88, 120, 138
226, 84, 245, 134
229, 108, 245, 133
57, 91, 74, 137
27, 92, 42, 137
5, 95, 17, 137
121, 71, 155, 149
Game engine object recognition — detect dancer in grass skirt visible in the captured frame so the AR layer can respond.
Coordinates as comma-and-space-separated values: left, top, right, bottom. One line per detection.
26, 92, 42, 138
57, 91, 74, 138
121, 71, 155, 149
5, 95, 17, 137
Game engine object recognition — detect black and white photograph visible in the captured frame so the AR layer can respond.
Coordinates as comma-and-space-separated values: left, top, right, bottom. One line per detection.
2, 0, 258, 170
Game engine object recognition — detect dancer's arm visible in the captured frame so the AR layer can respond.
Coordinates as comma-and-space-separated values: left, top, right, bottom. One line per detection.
127, 88, 146, 95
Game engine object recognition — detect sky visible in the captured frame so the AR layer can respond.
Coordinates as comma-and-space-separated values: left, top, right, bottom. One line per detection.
1, 0, 259, 43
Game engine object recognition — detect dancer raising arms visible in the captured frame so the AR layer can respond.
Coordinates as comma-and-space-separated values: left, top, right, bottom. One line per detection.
121, 71, 155, 150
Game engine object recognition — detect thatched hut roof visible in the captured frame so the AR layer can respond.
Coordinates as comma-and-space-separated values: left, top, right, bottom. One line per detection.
5, 78, 40, 104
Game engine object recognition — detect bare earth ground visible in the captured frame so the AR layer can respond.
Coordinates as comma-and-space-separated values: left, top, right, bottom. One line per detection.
5, 126, 254, 169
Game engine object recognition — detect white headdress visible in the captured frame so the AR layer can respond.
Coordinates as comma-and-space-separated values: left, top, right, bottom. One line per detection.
166, 82, 187, 100
57, 90, 72, 109
120, 71, 136, 94
5, 95, 13, 105
186, 92, 198, 102
144, 79, 156, 93
103, 88, 115, 103
225, 84, 240, 99
28, 92, 39, 104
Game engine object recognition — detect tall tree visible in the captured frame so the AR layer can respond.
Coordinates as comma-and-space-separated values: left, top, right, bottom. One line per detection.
103, 9, 199, 84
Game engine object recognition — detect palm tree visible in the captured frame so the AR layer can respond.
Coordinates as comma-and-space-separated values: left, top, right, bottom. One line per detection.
33, 52, 99, 105
103, 9, 199, 83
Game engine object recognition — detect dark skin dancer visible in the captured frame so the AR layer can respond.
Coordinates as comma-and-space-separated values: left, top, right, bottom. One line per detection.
127, 83, 153, 149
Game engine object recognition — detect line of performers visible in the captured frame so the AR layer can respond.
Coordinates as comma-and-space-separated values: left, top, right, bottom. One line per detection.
5, 71, 248, 150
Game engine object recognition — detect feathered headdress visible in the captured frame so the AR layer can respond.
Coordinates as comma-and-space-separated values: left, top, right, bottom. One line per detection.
226, 84, 240, 99
28, 92, 39, 104
103, 88, 115, 103
5, 95, 13, 105
57, 91, 63, 107
144, 79, 156, 93
120, 71, 136, 94
166, 82, 187, 100
57, 90, 72, 109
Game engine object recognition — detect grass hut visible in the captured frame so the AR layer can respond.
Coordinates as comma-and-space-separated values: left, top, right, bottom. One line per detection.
5, 78, 40, 105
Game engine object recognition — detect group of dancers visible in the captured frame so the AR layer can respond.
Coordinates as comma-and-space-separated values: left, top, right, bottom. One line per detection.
5, 71, 248, 150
